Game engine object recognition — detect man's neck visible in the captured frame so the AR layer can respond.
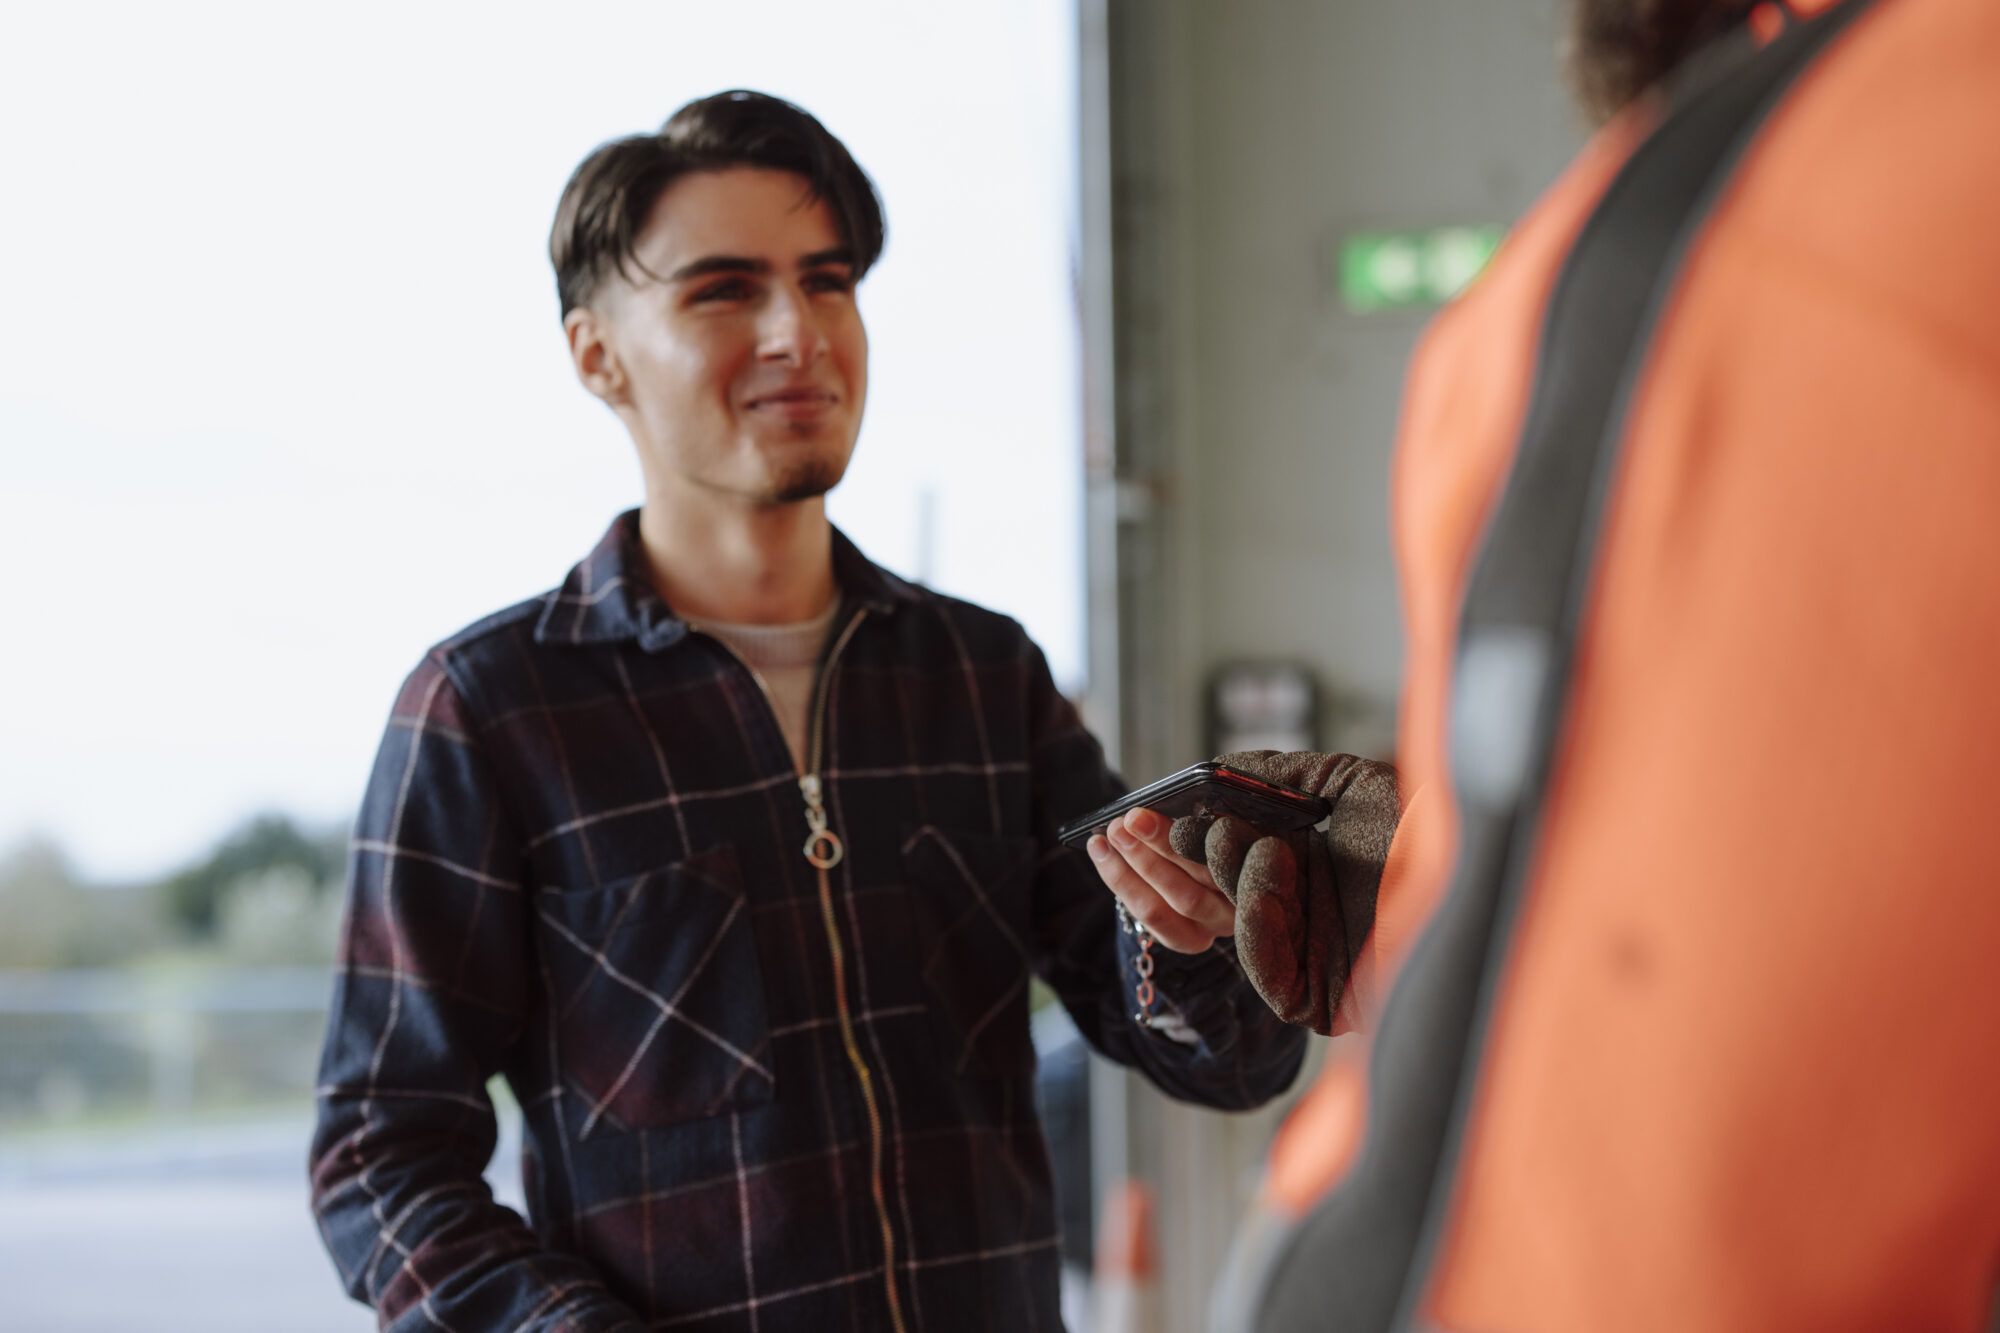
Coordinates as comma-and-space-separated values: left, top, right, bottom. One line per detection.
636, 486, 838, 626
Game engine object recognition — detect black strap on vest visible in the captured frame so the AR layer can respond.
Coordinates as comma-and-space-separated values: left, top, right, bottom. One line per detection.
1244, 4, 1877, 1330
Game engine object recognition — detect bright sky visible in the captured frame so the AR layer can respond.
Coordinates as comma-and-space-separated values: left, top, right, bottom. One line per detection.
0, 1, 1081, 882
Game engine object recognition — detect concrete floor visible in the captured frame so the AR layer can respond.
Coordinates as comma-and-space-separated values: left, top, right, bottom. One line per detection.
0, 1110, 519, 1332
0, 1104, 1093, 1332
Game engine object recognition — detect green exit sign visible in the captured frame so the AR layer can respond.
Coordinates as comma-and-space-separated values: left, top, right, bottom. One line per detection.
1338, 225, 1504, 312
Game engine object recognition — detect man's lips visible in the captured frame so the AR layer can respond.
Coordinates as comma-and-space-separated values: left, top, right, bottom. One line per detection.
745, 387, 838, 411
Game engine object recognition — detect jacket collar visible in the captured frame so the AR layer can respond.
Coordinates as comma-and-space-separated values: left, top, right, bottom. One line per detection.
533, 509, 920, 651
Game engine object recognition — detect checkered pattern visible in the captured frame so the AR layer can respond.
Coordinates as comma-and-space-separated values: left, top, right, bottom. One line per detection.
310, 512, 1305, 1331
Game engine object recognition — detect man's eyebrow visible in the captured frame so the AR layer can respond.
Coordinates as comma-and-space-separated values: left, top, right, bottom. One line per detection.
800, 248, 855, 271
664, 250, 854, 283
666, 255, 772, 283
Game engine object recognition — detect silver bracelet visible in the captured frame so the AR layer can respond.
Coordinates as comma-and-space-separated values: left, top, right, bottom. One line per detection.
1114, 900, 1158, 1028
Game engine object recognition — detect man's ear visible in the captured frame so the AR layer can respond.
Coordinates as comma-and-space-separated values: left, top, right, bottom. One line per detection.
565, 307, 627, 407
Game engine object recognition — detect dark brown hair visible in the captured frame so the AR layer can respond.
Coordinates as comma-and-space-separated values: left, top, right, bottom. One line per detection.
1565, 0, 1758, 123
548, 90, 886, 318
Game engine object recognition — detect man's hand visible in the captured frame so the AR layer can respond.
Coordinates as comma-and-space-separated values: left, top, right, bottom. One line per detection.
1086, 807, 1236, 954
1092, 751, 1399, 1034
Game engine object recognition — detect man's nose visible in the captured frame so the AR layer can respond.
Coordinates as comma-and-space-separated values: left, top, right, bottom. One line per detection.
758, 286, 828, 366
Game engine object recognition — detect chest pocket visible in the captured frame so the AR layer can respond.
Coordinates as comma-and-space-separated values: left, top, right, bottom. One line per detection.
901, 825, 1040, 1078
535, 845, 774, 1137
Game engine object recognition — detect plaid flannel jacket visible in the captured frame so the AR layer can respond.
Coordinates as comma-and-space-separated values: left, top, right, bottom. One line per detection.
311, 512, 1305, 1332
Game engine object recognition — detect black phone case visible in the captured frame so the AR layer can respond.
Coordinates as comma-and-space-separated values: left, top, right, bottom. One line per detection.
1056, 762, 1330, 849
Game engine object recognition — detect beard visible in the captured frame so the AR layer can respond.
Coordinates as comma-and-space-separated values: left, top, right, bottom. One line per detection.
1566, 0, 1756, 123
761, 455, 846, 507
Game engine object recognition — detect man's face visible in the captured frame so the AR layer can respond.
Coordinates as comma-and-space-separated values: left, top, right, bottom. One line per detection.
570, 167, 868, 508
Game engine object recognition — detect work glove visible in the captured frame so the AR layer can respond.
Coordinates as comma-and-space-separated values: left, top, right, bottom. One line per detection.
1169, 751, 1400, 1035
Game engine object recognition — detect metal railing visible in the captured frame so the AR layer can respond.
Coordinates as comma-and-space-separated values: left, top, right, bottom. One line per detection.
0, 967, 332, 1132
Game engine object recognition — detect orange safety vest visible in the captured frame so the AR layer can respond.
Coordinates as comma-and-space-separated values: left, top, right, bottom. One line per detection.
1233, 0, 2000, 1328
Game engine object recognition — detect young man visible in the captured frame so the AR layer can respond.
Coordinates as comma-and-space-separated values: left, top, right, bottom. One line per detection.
309, 90, 1303, 1333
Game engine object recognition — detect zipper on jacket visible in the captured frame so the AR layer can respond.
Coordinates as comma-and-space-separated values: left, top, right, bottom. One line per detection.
703, 609, 908, 1333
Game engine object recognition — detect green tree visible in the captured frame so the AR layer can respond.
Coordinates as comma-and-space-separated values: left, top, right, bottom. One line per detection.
0, 837, 164, 967
216, 865, 344, 966
161, 813, 347, 936
0, 837, 87, 966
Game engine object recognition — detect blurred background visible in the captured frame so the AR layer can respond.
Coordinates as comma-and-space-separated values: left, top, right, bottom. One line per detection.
0, 1, 1583, 1328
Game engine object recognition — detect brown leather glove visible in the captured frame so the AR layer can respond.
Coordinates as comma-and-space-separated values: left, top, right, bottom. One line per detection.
1169, 751, 1400, 1035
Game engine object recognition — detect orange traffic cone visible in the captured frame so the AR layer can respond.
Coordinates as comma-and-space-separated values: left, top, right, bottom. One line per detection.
1092, 1178, 1158, 1333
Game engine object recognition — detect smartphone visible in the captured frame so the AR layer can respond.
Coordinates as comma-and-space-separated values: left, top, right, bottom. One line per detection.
1056, 761, 1330, 850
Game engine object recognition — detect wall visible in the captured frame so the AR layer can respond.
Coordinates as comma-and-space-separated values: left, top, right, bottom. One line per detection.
1083, 3, 1585, 1328
1101, 0, 1585, 762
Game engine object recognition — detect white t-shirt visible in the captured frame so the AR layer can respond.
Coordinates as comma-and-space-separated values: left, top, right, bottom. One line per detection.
687, 599, 841, 770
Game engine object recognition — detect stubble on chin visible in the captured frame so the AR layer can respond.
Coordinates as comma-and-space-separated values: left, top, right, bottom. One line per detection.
762, 458, 843, 506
